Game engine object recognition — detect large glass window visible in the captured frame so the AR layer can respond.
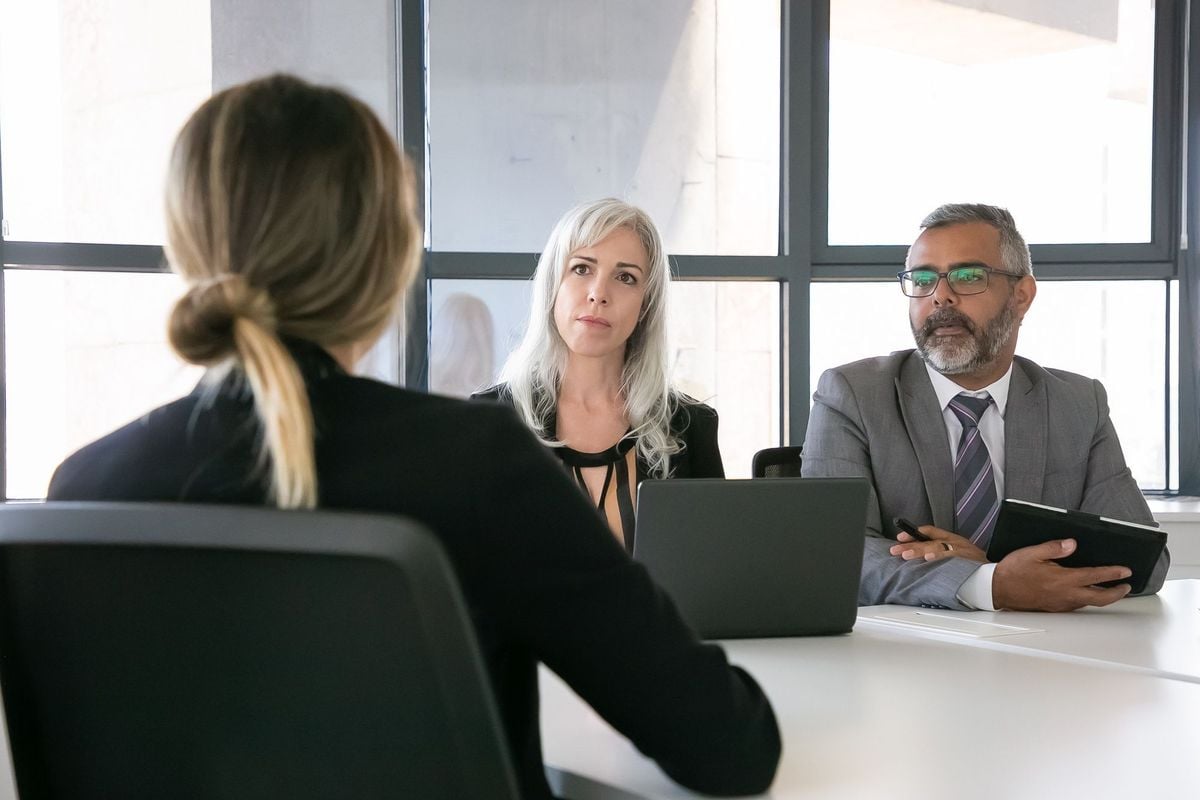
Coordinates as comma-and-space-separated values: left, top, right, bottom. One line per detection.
1, 0, 1190, 500
0, 0, 212, 243
3, 265, 402, 500
426, 0, 781, 255
671, 281, 781, 478
808, 282, 912, 385
4, 270, 202, 498
1021, 280, 1168, 490
0, 0, 403, 498
828, 0, 1154, 245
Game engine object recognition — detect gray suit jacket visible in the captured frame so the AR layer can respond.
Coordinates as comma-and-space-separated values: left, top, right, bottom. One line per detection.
801, 350, 1169, 609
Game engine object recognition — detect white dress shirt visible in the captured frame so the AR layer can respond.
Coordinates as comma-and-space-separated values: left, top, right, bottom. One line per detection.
924, 362, 1014, 610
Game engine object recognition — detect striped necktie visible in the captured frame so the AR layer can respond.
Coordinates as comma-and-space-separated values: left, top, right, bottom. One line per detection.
948, 393, 1000, 547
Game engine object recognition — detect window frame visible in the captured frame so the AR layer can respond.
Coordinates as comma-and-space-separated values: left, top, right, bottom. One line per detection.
810, 0, 1186, 278
0, 0, 1193, 497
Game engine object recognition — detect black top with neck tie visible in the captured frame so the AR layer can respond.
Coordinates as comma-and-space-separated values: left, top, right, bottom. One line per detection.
472, 384, 725, 551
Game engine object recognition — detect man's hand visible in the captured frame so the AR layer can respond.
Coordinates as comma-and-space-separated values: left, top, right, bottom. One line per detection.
890, 524, 987, 563
992, 538, 1132, 612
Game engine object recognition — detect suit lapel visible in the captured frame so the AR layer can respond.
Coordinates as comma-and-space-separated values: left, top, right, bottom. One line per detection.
1004, 357, 1047, 502
896, 355, 955, 529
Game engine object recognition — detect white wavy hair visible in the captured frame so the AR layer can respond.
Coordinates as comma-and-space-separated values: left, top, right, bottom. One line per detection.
498, 197, 682, 478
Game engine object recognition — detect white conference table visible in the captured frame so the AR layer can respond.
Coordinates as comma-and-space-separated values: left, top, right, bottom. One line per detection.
857, 578, 1200, 683
541, 579, 1200, 800
0, 584, 1195, 800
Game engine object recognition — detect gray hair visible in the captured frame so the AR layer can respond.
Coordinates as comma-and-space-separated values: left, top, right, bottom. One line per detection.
498, 198, 681, 478
918, 203, 1033, 277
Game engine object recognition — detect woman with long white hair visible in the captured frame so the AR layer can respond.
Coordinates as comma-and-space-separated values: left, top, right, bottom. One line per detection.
47, 76, 776, 799
476, 199, 723, 551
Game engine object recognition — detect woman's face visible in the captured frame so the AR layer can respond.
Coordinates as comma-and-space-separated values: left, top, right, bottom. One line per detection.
552, 226, 650, 362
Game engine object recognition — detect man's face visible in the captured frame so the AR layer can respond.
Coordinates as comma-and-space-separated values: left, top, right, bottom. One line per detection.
906, 221, 1035, 377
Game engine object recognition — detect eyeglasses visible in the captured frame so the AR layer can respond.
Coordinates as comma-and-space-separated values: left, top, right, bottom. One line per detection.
897, 265, 1022, 298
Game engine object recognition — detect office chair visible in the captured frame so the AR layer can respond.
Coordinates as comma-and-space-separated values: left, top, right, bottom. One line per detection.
0, 503, 519, 800
751, 446, 803, 478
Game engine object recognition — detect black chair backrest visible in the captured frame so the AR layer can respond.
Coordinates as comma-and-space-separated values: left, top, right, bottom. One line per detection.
752, 446, 803, 478
0, 502, 519, 800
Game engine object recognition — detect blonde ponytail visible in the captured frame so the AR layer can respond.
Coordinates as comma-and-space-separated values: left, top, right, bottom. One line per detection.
234, 318, 316, 509
163, 75, 420, 510
168, 273, 317, 508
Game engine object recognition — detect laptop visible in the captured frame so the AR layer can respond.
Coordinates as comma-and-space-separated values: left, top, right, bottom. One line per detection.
633, 478, 868, 639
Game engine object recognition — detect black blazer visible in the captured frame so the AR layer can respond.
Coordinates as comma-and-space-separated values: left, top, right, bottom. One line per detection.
471, 384, 725, 482
48, 341, 779, 800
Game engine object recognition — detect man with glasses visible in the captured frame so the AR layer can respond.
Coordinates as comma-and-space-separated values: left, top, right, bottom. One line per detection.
802, 203, 1168, 611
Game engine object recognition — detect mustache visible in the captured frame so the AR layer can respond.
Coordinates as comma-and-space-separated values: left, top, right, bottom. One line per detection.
920, 309, 976, 338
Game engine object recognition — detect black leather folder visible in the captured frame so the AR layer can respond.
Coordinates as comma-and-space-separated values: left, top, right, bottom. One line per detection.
986, 499, 1167, 594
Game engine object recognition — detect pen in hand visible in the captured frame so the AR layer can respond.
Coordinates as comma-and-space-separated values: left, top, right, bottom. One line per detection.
892, 517, 931, 541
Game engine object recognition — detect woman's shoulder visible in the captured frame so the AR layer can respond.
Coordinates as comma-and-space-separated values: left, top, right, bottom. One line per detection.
657, 392, 724, 478
48, 393, 213, 500
469, 383, 514, 405
670, 392, 718, 426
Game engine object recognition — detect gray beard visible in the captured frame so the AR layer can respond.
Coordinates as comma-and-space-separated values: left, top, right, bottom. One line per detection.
913, 303, 1016, 376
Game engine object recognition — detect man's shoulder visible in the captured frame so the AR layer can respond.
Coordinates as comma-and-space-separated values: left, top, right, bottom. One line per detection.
1012, 356, 1099, 396
818, 349, 918, 386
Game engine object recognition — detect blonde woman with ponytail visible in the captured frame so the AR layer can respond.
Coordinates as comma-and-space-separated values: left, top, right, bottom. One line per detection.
475, 199, 724, 552
48, 75, 778, 799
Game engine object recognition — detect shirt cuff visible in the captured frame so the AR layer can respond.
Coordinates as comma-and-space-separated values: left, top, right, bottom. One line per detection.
955, 562, 997, 611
